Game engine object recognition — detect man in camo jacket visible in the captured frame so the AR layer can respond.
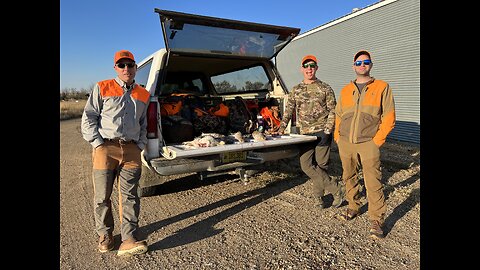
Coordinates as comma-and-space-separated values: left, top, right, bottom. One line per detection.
277, 54, 345, 209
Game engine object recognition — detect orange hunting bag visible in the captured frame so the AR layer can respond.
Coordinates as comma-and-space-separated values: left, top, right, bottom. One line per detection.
208, 102, 229, 117
160, 94, 186, 116
160, 100, 183, 116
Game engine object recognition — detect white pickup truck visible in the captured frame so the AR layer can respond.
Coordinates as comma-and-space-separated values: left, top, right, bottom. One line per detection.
135, 9, 317, 196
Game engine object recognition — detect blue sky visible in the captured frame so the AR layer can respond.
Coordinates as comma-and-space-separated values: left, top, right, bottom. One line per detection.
60, 0, 379, 91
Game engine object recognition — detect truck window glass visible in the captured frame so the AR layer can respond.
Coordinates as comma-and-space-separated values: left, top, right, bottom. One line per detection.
136, 59, 153, 88
211, 65, 270, 94
160, 72, 205, 95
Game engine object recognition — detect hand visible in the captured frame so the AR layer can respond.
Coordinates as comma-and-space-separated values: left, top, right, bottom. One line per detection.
316, 130, 331, 146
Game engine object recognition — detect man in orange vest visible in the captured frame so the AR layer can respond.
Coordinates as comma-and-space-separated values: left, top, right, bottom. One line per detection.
81, 50, 150, 256
334, 50, 396, 239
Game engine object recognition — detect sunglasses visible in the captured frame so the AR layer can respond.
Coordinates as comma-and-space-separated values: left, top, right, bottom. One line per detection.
354, 59, 372, 66
116, 63, 135, 69
302, 63, 317, 68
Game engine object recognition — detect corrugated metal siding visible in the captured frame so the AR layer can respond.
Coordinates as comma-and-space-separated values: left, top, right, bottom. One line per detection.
276, 0, 420, 144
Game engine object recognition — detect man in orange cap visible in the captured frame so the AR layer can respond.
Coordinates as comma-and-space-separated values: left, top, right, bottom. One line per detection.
334, 50, 396, 239
276, 54, 345, 209
81, 49, 150, 256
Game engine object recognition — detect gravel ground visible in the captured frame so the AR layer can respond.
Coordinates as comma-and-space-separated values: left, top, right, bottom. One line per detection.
60, 118, 420, 269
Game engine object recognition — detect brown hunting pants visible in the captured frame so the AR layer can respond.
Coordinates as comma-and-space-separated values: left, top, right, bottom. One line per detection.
337, 137, 386, 222
91, 140, 142, 241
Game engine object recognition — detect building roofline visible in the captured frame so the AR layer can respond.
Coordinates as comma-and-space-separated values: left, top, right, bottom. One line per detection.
294, 0, 399, 41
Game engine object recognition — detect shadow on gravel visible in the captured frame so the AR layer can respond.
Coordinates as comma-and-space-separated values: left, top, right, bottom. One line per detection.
141, 176, 307, 251
356, 172, 420, 236
382, 171, 420, 236
384, 188, 420, 235
345, 164, 420, 226
384, 173, 420, 200
153, 174, 238, 195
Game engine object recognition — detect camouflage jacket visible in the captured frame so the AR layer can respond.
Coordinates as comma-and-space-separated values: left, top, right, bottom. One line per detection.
279, 78, 336, 135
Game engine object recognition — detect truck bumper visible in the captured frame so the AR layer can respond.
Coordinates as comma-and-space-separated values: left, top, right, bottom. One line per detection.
152, 144, 298, 175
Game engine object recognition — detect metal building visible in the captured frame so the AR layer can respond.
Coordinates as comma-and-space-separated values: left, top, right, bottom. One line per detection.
276, 0, 420, 144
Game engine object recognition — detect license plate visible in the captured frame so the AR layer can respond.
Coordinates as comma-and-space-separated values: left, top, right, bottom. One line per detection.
221, 151, 247, 163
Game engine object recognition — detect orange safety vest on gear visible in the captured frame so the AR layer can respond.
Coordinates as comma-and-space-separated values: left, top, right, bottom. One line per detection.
159, 93, 191, 116
260, 106, 281, 128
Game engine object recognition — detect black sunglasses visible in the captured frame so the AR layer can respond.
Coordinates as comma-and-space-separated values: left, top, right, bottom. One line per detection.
354, 59, 372, 66
116, 63, 135, 69
302, 63, 317, 68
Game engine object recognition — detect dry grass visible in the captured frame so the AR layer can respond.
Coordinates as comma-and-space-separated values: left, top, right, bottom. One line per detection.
60, 100, 87, 120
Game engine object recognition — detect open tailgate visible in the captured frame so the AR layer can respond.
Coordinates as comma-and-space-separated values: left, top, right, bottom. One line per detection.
161, 134, 317, 159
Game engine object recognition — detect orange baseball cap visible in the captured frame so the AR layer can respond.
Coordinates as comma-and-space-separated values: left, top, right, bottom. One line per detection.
114, 50, 135, 64
301, 55, 317, 65
353, 50, 371, 61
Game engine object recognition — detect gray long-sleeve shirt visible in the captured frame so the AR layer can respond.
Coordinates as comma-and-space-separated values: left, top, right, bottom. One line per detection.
81, 77, 150, 150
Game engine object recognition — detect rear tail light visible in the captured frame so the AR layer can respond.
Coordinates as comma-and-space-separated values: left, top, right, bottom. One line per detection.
146, 101, 158, 138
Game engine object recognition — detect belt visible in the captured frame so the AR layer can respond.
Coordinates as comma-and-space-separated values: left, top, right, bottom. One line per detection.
104, 138, 134, 144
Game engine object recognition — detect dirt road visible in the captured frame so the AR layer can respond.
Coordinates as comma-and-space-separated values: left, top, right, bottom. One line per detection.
60, 118, 420, 269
